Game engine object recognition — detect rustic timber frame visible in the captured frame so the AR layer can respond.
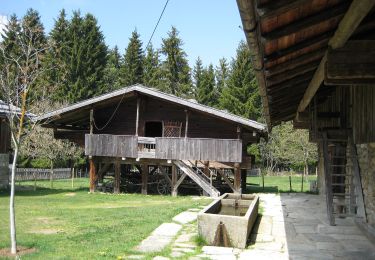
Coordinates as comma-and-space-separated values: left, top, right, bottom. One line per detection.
38, 84, 266, 196
236, 0, 375, 237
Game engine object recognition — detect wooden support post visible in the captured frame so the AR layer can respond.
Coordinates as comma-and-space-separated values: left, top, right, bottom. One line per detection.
141, 164, 148, 195
322, 134, 335, 226
184, 110, 189, 138
172, 165, 177, 196
234, 163, 241, 194
89, 158, 97, 193
203, 161, 210, 177
135, 97, 140, 136
114, 159, 121, 194
90, 108, 94, 134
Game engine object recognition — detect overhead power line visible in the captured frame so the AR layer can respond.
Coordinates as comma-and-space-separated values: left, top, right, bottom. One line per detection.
146, 0, 170, 49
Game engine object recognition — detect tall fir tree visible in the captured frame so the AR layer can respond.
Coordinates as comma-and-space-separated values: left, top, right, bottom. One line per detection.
160, 26, 192, 97
197, 64, 217, 107
120, 30, 144, 86
193, 57, 203, 100
143, 44, 162, 88
43, 9, 70, 100
46, 11, 107, 103
215, 58, 229, 95
102, 45, 122, 92
219, 41, 261, 120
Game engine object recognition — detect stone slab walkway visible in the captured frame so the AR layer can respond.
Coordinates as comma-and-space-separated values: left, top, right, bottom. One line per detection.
131, 193, 375, 259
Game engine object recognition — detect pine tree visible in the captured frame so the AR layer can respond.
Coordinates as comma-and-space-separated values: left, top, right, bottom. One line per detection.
143, 44, 162, 88
160, 26, 192, 97
215, 58, 229, 95
193, 57, 203, 100
43, 9, 70, 100
120, 30, 144, 86
102, 45, 122, 91
47, 11, 107, 103
197, 64, 217, 106
219, 41, 261, 120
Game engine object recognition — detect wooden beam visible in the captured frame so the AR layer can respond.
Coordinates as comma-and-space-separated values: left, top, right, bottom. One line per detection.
265, 48, 326, 77
141, 164, 148, 195
261, 2, 349, 42
322, 133, 335, 226
217, 168, 236, 192
114, 159, 120, 194
135, 97, 140, 136
234, 163, 241, 194
175, 173, 187, 190
264, 31, 332, 64
266, 60, 320, 87
89, 158, 97, 193
257, 0, 311, 19
268, 71, 314, 94
90, 109, 94, 134
184, 110, 189, 138
297, 0, 375, 114
325, 40, 375, 85
171, 165, 177, 196
237, 0, 271, 127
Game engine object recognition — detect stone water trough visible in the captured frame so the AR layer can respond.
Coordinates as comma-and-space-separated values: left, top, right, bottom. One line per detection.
197, 193, 259, 249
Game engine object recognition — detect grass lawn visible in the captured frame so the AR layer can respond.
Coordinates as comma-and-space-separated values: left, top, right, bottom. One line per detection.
0, 179, 211, 259
246, 175, 317, 193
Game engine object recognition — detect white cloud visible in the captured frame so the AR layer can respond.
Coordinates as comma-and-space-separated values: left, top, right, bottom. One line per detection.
0, 15, 9, 40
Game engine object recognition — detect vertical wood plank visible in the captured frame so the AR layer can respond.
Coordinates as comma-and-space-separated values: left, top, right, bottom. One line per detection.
89, 158, 97, 193
141, 164, 148, 195
114, 159, 121, 194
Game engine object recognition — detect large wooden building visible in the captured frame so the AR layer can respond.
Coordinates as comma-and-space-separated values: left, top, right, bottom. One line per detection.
236, 0, 375, 236
39, 85, 266, 197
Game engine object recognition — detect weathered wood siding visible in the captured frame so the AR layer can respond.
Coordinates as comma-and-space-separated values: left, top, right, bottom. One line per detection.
155, 138, 242, 162
94, 96, 244, 138
352, 86, 375, 144
85, 134, 137, 158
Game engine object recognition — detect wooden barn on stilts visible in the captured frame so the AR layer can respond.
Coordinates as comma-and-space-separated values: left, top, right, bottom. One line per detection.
39, 84, 266, 197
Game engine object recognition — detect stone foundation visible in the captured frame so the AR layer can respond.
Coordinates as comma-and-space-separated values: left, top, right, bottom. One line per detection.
356, 143, 375, 228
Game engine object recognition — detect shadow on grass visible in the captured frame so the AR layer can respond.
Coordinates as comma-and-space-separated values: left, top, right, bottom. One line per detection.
245, 185, 279, 193
0, 186, 88, 197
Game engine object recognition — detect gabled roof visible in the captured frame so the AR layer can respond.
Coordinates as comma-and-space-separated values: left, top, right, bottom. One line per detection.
38, 84, 266, 132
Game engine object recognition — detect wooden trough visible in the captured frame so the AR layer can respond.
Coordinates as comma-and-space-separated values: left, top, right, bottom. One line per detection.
197, 193, 259, 249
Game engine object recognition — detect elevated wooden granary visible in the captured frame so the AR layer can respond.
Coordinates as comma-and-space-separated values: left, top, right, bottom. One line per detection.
39, 84, 266, 197
237, 0, 375, 236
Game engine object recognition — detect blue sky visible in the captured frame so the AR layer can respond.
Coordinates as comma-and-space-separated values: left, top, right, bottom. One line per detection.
1, 0, 245, 67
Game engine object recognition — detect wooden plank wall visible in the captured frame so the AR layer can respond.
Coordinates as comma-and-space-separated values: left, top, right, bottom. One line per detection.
94, 96, 245, 139
352, 85, 375, 144
85, 134, 137, 158
155, 138, 242, 163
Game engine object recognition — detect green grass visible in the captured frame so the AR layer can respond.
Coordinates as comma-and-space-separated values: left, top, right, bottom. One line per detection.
0, 179, 211, 259
246, 175, 317, 193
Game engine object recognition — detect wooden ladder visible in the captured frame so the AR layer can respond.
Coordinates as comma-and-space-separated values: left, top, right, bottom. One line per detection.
322, 132, 366, 225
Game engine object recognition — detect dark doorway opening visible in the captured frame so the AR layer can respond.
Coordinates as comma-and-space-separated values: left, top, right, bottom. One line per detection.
145, 121, 163, 137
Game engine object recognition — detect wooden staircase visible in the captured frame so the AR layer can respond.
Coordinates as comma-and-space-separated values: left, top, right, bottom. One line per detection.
173, 160, 220, 198
322, 131, 366, 225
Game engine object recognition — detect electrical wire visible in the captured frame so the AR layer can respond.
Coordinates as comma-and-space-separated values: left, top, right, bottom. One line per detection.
146, 0, 170, 49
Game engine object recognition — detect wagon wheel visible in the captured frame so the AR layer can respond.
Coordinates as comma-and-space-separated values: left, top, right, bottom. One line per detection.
157, 179, 171, 195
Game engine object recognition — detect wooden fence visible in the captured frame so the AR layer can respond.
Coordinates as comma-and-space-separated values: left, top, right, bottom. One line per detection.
85, 134, 137, 158
15, 168, 71, 181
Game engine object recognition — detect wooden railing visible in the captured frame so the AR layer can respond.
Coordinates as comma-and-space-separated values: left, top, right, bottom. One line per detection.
85, 134, 242, 162
156, 137, 242, 162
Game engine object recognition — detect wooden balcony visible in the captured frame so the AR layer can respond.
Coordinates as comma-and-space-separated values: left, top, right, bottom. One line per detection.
85, 134, 242, 163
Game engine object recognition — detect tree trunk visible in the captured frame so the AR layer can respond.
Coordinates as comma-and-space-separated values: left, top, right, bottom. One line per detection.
10, 144, 18, 254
